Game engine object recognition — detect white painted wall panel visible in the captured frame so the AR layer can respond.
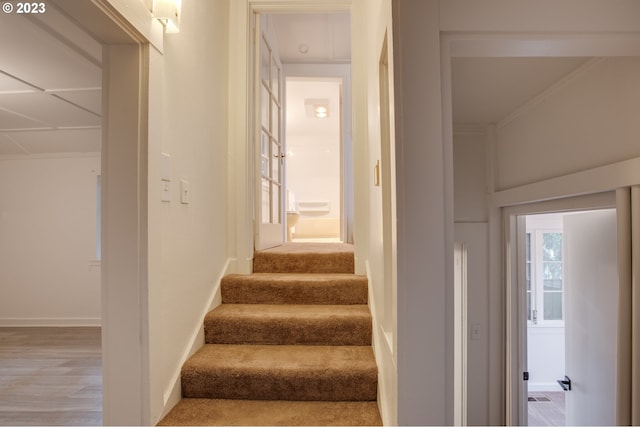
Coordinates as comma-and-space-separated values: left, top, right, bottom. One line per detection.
146, 0, 231, 423
454, 223, 490, 425
527, 327, 565, 392
439, 0, 640, 33
392, 0, 451, 424
0, 156, 101, 325
497, 57, 640, 190
454, 132, 488, 222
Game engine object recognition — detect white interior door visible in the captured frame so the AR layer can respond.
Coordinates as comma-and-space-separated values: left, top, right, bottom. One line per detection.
255, 14, 284, 250
563, 209, 618, 426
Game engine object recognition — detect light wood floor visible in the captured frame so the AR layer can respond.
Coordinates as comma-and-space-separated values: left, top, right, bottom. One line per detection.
528, 391, 565, 426
0, 327, 102, 426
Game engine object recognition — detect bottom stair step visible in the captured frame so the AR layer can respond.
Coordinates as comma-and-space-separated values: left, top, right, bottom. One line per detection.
158, 398, 383, 426
182, 344, 378, 401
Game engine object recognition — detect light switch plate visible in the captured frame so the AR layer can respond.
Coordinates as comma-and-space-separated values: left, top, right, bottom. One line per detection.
161, 181, 171, 202
161, 153, 171, 182
180, 179, 190, 204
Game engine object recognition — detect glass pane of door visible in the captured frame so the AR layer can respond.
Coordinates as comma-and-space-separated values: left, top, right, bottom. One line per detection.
255, 15, 284, 249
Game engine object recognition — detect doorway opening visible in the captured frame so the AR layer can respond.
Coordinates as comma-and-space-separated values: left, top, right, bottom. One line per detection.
524, 213, 566, 426
514, 209, 618, 426
284, 77, 343, 242
254, 12, 353, 248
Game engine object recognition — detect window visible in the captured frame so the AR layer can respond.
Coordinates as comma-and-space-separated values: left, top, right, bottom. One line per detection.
526, 230, 564, 325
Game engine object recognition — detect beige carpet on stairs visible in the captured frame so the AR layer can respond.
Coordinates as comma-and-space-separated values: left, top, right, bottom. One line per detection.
158, 243, 382, 426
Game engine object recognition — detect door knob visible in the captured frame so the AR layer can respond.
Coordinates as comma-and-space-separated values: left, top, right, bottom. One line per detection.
557, 376, 572, 391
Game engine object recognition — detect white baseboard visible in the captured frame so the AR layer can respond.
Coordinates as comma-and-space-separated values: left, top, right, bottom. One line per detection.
0, 318, 101, 327
365, 260, 396, 426
160, 258, 235, 418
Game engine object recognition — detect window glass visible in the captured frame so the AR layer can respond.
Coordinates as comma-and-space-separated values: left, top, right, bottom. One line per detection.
529, 229, 564, 324
544, 292, 563, 320
543, 263, 563, 291
543, 233, 562, 261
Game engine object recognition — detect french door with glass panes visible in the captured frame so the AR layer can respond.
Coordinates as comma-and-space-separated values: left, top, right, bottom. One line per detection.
255, 14, 284, 250
526, 230, 564, 326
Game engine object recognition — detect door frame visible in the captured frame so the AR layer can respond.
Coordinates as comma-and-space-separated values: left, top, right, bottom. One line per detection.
229, 0, 353, 271
49, 0, 161, 424
502, 191, 621, 425
440, 28, 640, 424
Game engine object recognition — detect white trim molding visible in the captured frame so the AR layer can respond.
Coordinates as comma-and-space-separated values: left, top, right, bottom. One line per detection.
0, 317, 101, 327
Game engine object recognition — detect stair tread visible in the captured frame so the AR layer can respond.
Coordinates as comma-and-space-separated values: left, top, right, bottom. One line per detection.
181, 344, 378, 401
158, 398, 382, 426
256, 243, 355, 254
208, 303, 371, 319
221, 273, 368, 305
223, 272, 367, 282
253, 246, 354, 274
205, 304, 372, 345
184, 343, 376, 372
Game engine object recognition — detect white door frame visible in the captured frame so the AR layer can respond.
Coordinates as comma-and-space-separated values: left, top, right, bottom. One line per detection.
49, 0, 162, 424
440, 29, 640, 424
229, 0, 352, 271
502, 192, 621, 425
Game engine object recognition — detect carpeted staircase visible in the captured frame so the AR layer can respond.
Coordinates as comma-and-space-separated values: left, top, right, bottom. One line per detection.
159, 243, 382, 426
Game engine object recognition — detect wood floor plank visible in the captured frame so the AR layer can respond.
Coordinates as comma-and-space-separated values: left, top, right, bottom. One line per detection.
528, 392, 565, 426
0, 327, 102, 426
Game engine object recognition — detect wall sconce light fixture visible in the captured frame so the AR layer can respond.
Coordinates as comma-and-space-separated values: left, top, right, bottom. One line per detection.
153, 0, 181, 33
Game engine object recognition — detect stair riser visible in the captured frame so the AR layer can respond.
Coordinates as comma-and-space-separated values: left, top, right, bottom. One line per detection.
158, 399, 383, 426
253, 254, 354, 274
205, 320, 372, 346
181, 371, 377, 401
221, 283, 368, 305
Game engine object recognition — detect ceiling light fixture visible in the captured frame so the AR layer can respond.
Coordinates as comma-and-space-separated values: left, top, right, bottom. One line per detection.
153, 0, 181, 33
298, 44, 309, 54
314, 106, 328, 118
305, 98, 330, 119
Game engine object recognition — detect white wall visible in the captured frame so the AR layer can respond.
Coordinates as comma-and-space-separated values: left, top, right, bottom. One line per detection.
527, 327, 565, 391
351, 0, 399, 424
454, 132, 488, 222
392, 0, 452, 424
0, 155, 101, 326
496, 57, 640, 190
146, 0, 230, 423
454, 131, 490, 425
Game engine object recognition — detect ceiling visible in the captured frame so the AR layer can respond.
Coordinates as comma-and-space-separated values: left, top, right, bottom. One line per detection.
271, 13, 591, 131
271, 13, 351, 64
0, 7, 102, 158
451, 56, 590, 127
0, 10, 593, 158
